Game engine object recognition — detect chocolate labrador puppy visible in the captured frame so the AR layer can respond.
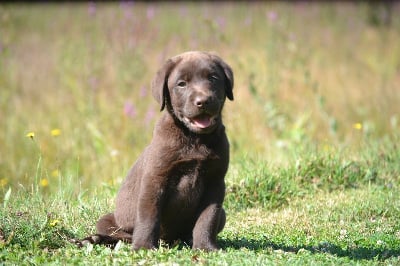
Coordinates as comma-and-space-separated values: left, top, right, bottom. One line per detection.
80, 51, 233, 251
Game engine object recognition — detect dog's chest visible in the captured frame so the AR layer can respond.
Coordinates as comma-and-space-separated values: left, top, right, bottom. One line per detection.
170, 160, 205, 201
160, 132, 227, 211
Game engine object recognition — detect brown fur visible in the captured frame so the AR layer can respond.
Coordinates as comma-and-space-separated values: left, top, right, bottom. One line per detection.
79, 51, 233, 251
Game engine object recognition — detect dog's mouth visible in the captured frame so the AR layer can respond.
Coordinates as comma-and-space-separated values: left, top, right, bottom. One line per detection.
183, 113, 218, 133
191, 114, 214, 128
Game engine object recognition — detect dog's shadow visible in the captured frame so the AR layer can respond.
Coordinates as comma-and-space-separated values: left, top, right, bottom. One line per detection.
219, 237, 400, 261
68, 232, 399, 261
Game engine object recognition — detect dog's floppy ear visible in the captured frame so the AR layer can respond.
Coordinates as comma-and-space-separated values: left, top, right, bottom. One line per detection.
152, 59, 174, 111
211, 54, 234, 101
151, 57, 181, 111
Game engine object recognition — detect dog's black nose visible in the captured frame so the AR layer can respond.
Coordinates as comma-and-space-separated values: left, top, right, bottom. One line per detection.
194, 96, 210, 108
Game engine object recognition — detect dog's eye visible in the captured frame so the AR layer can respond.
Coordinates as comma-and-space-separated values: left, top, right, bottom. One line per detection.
208, 75, 219, 82
177, 80, 187, 88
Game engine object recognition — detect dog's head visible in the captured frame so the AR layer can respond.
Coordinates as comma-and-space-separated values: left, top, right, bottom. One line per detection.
152, 51, 234, 134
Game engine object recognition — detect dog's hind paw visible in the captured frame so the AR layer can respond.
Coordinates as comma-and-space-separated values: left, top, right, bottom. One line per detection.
71, 234, 122, 248
70, 234, 105, 248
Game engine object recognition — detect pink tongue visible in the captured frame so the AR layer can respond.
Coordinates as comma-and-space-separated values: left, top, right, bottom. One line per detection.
192, 116, 212, 128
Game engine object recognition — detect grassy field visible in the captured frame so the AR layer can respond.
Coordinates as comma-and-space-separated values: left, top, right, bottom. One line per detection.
1, 2, 400, 265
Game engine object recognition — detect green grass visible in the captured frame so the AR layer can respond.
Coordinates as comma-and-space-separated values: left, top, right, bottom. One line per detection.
1, 2, 400, 265
1, 160, 399, 265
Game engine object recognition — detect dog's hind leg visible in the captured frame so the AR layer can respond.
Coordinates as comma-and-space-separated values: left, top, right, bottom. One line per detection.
73, 213, 132, 247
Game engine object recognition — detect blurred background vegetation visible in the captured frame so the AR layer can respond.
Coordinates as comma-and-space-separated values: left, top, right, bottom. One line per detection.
0, 2, 399, 193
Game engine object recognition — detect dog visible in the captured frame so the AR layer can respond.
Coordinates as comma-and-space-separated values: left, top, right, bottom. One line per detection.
79, 51, 234, 251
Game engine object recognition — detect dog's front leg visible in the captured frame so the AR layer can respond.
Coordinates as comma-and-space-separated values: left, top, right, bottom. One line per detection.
132, 175, 165, 250
192, 203, 226, 251
192, 181, 226, 251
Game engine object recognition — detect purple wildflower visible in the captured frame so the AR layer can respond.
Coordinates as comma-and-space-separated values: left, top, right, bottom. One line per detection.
124, 101, 137, 118
267, 11, 278, 22
215, 16, 226, 29
179, 6, 188, 17
145, 107, 156, 126
140, 86, 148, 98
120, 1, 134, 20
88, 76, 98, 91
88, 2, 96, 17
244, 16, 252, 26
147, 6, 155, 20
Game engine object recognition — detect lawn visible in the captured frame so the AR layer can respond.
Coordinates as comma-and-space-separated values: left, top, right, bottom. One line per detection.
1, 2, 400, 265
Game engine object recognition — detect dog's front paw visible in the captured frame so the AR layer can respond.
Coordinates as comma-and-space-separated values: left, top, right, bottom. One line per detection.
192, 241, 219, 251
132, 240, 156, 251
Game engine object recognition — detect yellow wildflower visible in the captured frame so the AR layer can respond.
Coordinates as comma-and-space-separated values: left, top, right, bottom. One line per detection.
353, 123, 362, 130
51, 169, 59, 177
51, 128, 61, 136
40, 178, 49, 187
0, 178, 8, 187
49, 219, 60, 227
26, 132, 35, 139
323, 144, 331, 152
